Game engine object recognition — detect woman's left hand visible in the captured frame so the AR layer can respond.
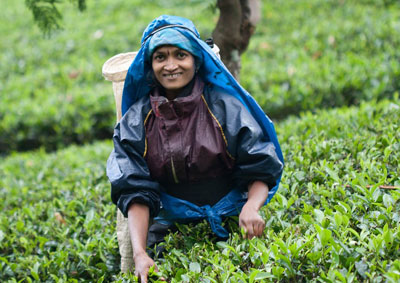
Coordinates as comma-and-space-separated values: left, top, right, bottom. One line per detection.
238, 203, 265, 239
239, 180, 269, 239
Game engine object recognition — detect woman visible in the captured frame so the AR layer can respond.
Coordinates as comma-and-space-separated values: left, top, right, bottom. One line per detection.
107, 15, 284, 281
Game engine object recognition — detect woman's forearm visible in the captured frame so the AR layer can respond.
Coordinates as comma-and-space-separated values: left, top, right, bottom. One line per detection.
127, 203, 158, 282
127, 203, 150, 257
127, 203, 159, 282
246, 180, 269, 211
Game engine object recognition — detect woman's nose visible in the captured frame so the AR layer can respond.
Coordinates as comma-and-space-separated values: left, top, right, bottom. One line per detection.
164, 58, 178, 71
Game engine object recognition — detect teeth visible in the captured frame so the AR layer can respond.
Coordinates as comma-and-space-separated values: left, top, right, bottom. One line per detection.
165, 73, 181, 78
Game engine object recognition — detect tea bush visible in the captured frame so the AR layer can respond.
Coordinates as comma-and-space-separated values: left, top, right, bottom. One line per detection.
0, 141, 120, 281
243, 0, 400, 119
1, 97, 399, 281
1, 0, 400, 153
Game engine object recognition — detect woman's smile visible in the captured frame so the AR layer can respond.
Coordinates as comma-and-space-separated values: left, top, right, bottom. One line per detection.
163, 72, 183, 79
152, 45, 196, 100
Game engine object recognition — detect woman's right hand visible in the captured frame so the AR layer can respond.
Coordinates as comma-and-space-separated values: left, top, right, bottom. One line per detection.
134, 251, 158, 283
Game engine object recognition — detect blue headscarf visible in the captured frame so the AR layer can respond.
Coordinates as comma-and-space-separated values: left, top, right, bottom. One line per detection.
147, 28, 203, 66
122, 15, 284, 237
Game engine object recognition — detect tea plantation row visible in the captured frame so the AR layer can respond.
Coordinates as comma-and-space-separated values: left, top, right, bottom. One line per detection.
1, 0, 400, 153
1, 97, 399, 282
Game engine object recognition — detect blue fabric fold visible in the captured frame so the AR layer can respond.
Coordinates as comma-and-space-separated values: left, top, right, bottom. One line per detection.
155, 188, 248, 238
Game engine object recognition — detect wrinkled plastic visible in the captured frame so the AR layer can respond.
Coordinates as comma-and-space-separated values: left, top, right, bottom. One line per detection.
121, 15, 284, 237
155, 188, 247, 238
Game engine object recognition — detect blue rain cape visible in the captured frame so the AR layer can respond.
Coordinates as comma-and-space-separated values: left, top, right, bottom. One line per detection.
122, 15, 284, 238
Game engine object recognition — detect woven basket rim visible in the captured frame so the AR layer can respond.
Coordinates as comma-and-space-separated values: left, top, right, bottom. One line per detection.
102, 51, 138, 82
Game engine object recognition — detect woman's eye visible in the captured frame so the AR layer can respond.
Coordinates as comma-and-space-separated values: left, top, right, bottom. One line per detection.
154, 54, 164, 61
177, 52, 187, 59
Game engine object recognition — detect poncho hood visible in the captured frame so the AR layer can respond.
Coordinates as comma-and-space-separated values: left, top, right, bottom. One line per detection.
122, 15, 284, 204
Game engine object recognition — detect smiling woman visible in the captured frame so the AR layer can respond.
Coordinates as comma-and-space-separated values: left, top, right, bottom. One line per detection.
106, 15, 284, 281
151, 46, 196, 99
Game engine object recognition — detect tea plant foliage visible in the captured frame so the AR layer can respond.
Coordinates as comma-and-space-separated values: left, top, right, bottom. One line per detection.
1, 98, 399, 281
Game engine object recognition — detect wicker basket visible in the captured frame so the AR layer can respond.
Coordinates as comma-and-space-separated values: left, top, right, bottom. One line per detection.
102, 51, 137, 273
102, 52, 137, 122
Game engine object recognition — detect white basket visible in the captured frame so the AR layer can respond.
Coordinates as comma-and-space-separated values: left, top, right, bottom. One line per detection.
102, 52, 138, 121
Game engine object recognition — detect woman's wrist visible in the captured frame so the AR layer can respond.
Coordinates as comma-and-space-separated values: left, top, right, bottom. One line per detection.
134, 249, 148, 260
246, 180, 269, 210
242, 200, 260, 213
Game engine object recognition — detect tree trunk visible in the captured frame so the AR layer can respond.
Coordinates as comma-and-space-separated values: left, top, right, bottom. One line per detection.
212, 0, 261, 80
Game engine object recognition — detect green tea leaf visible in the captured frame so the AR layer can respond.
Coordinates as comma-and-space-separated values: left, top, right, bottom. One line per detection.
189, 262, 201, 273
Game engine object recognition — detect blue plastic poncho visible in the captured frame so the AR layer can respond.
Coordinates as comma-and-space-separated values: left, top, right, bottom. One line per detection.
121, 15, 284, 238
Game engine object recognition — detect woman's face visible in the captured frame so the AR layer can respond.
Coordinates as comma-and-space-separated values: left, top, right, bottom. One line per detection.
152, 45, 196, 100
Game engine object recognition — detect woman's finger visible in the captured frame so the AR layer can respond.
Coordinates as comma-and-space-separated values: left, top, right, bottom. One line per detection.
252, 222, 260, 237
239, 218, 245, 228
247, 224, 255, 239
140, 270, 149, 283
255, 220, 265, 237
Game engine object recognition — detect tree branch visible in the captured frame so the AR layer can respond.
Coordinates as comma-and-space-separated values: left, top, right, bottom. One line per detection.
26, 0, 86, 35
212, 0, 261, 80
